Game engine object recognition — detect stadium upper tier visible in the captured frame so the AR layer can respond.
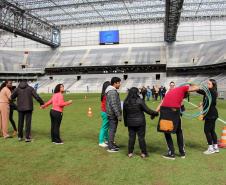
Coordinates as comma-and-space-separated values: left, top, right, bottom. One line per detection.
47, 46, 164, 68
0, 50, 55, 72
0, 39, 225, 72
167, 39, 226, 67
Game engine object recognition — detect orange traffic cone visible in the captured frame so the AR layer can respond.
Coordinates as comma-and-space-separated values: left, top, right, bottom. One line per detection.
199, 102, 203, 120
87, 106, 93, 117
85, 96, 87, 99
218, 126, 226, 148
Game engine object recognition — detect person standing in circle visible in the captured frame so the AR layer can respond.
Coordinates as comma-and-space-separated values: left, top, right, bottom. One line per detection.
0, 82, 17, 136
105, 77, 122, 152
41, 84, 72, 144
9, 86, 18, 136
123, 87, 159, 158
155, 83, 200, 160
197, 79, 219, 154
0, 81, 13, 138
11, 79, 44, 142
99, 81, 111, 147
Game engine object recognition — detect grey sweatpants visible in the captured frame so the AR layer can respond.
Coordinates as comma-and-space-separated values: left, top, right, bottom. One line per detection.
108, 116, 118, 149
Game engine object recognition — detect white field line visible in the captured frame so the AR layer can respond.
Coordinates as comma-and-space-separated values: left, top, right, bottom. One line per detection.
183, 100, 226, 125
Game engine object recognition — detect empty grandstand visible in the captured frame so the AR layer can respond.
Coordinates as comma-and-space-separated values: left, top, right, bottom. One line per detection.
0, 0, 225, 99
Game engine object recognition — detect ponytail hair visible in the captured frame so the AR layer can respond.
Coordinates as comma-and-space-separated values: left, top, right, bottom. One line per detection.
101, 81, 111, 101
209, 79, 218, 97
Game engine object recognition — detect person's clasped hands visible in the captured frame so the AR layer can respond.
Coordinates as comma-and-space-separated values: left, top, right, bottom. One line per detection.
151, 111, 159, 120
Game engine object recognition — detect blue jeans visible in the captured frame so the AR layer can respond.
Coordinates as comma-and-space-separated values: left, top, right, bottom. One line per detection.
147, 93, 150, 101
159, 93, 163, 100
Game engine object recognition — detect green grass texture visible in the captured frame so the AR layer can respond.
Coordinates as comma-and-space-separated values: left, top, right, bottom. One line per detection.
1, 93, 225, 185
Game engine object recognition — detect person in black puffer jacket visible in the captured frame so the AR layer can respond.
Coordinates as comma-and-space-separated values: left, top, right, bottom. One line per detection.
123, 87, 159, 158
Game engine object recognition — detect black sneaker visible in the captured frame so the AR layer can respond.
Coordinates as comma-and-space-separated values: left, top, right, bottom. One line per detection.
180, 153, 185, 159
107, 148, 119, 152
113, 144, 120, 149
163, 153, 175, 160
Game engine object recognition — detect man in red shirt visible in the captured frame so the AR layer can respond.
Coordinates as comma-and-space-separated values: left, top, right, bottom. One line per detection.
162, 86, 189, 108
156, 85, 199, 160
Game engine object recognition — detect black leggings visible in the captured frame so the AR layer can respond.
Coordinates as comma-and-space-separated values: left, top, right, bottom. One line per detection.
50, 109, 63, 143
204, 119, 217, 145
9, 108, 17, 131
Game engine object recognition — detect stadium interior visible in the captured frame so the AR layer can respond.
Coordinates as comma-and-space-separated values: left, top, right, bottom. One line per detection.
0, 0, 225, 98
0, 1, 226, 184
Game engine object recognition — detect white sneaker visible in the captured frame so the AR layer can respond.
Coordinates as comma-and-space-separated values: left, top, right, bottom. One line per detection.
214, 148, 219, 153
203, 149, 215, 154
105, 141, 115, 145
99, 142, 108, 147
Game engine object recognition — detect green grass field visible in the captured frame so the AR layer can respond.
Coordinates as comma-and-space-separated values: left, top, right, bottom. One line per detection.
1, 93, 226, 185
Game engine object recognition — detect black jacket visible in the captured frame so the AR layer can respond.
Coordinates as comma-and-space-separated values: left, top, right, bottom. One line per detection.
11, 81, 44, 111
197, 88, 218, 120
123, 97, 157, 127
157, 106, 181, 133
151, 88, 156, 94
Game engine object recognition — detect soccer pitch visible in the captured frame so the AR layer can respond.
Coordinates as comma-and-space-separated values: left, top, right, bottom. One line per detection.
1, 93, 225, 184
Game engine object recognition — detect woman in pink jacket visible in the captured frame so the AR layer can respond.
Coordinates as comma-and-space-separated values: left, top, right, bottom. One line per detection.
41, 84, 72, 144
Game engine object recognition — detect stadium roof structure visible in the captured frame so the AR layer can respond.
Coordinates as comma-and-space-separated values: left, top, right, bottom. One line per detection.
7, 0, 226, 28
0, 0, 226, 46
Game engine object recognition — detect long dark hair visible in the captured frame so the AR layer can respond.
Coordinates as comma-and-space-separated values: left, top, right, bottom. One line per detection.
0, 82, 6, 91
209, 79, 218, 97
101, 81, 111, 101
124, 87, 139, 106
54, 84, 63, 93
